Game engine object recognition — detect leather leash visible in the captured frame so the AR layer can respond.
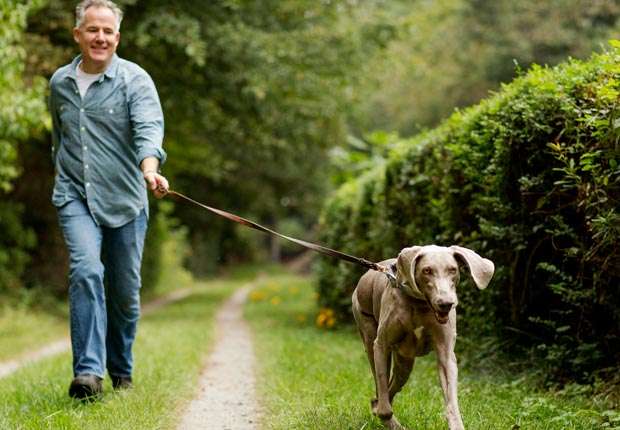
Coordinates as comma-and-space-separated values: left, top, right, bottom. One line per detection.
165, 189, 394, 278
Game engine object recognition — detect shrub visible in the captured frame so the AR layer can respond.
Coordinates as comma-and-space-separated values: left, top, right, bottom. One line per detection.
0, 0, 47, 293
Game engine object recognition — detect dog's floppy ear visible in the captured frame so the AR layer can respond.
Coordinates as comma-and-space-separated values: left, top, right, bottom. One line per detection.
396, 246, 424, 297
450, 246, 495, 289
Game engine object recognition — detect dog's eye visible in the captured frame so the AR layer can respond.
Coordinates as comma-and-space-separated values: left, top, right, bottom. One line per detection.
448, 267, 458, 275
422, 267, 432, 275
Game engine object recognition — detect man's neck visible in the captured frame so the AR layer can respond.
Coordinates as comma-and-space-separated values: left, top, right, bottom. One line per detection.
80, 59, 109, 74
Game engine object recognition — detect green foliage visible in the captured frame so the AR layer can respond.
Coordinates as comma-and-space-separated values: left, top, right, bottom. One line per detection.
0, 0, 47, 190
352, 0, 620, 135
0, 0, 47, 292
141, 200, 175, 292
0, 202, 36, 291
316, 43, 620, 382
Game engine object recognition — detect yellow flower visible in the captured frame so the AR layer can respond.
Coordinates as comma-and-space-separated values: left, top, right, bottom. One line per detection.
249, 290, 266, 302
315, 308, 337, 329
270, 296, 282, 305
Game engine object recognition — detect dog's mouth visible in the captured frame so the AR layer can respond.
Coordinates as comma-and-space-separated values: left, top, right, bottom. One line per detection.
434, 310, 450, 324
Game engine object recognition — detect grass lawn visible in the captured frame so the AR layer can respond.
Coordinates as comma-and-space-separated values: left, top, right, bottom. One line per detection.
0, 276, 241, 430
245, 272, 617, 430
0, 303, 68, 362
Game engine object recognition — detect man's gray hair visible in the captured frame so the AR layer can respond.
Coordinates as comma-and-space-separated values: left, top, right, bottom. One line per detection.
75, 0, 123, 31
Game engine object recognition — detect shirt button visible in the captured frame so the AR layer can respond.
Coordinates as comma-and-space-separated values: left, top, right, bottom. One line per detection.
80, 108, 85, 113
85, 164, 89, 169
86, 182, 90, 187
83, 146, 87, 151
80, 126, 85, 132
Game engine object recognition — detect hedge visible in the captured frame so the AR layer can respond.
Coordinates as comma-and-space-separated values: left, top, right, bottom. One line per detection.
316, 42, 620, 382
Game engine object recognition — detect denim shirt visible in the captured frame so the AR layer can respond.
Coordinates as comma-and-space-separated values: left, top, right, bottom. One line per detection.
49, 54, 166, 227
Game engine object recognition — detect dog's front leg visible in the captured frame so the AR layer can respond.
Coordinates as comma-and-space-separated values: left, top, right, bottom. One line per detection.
373, 338, 393, 420
431, 316, 464, 430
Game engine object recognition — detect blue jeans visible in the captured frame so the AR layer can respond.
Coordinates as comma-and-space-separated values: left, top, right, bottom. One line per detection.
58, 199, 147, 379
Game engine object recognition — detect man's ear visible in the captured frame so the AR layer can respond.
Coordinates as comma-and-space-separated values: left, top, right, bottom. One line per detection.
450, 246, 495, 289
73, 27, 81, 44
396, 246, 423, 293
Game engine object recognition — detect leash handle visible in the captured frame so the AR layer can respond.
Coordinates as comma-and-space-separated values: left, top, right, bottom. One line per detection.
164, 189, 389, 273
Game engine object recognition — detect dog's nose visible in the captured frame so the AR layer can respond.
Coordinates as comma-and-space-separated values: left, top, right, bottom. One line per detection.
436, 300, 454, 313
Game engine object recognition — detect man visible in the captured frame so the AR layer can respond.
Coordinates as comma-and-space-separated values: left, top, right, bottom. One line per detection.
49, 0, 169, 400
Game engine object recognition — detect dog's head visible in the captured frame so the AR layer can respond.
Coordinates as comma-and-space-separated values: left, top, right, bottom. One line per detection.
395, 245, 494, 324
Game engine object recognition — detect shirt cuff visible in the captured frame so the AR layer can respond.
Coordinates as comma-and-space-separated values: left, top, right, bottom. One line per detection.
137, 147, 167, 167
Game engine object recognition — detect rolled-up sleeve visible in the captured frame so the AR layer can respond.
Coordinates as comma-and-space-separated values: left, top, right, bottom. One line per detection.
128, 72, 166, 166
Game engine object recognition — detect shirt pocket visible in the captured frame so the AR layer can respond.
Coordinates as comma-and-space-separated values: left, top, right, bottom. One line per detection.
95, 103, 129, 121
90, 102, 130, 131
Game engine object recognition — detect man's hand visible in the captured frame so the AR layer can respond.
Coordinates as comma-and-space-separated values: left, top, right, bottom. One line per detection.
143, 171, 169, 199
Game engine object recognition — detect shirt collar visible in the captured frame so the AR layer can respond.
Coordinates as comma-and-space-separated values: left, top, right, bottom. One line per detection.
66, 53, 119, 81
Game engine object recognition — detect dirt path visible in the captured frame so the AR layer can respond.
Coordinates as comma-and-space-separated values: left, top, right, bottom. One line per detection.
176, 285, 261, 430
0, 287, 194, 379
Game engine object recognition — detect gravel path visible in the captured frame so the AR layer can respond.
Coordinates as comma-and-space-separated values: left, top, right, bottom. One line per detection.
177, 285, 261, 430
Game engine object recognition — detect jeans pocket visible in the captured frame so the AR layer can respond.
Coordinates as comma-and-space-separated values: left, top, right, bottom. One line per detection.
58, 199, 90, 217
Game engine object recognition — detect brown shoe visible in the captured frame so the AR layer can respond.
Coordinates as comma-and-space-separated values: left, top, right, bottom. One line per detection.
68, 374, 103, 401
111, 375, 133, 390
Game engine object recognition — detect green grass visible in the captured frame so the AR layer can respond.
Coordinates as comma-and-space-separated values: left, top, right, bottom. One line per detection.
245, 272, 618, 430
0, 304, 67, 361
0, 277, 241, 430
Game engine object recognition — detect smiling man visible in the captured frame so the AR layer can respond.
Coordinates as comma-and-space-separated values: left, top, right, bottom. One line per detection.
49, 0, 169, 400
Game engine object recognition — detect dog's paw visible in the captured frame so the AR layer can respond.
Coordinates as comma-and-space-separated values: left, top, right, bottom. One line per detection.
370, 398, 378, 415
376, 404, 393, 420
383, 416, 407, 430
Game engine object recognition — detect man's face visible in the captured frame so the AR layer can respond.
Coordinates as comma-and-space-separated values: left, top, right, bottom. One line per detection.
73, 6, 120, 72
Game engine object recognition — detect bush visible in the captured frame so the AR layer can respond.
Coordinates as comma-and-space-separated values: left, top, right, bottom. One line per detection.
0, 0, 47, 293
316, 42, 620, 382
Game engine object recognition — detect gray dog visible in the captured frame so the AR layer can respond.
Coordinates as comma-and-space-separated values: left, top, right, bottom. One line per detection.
352, 245, 495, 430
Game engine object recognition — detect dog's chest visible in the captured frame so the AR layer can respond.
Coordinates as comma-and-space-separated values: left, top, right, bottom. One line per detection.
397, 298, 433, 332
394, 304, 434, 358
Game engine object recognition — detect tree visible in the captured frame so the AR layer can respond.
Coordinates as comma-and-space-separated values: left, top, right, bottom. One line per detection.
350, 0, 620, 135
